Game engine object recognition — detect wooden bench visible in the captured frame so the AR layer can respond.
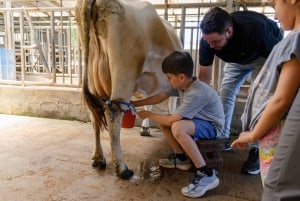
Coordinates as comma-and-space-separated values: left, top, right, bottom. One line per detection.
196, 139, 227, 169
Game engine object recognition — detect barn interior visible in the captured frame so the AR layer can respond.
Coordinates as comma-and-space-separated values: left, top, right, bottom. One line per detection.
0, 0, 276, 200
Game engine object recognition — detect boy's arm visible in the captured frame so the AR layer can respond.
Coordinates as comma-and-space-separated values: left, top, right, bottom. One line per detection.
131, 92, 169, 107
137, 111, 181, 127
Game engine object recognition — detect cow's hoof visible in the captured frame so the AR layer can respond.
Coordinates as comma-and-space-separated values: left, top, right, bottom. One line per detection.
119, 169, 134, 180
92, 160, 106, 169
140, 127, 151, 137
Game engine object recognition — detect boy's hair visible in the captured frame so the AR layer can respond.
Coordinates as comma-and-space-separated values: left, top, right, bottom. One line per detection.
162, 51, 194, 78
200, 7, 232, 34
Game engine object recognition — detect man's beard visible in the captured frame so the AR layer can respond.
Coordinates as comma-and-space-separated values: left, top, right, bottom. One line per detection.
214, 36, 230, 52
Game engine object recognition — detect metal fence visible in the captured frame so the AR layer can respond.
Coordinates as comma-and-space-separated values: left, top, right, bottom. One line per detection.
0, 7, 81, 87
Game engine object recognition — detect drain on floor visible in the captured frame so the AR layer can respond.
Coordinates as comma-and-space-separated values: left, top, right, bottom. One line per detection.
136, 159, 164, 182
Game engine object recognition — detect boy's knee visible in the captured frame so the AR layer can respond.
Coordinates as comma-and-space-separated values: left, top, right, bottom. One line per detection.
171, 121, 180, 133
171, 121, 187, 139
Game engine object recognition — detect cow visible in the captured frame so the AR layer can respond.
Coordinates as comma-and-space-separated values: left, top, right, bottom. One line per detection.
75, 0, 182, 179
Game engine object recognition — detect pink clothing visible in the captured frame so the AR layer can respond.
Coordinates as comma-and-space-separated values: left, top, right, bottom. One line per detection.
259, 121, 285, 184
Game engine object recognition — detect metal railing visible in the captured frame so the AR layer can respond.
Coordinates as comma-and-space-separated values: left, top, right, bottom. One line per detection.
0, 7, 81, 87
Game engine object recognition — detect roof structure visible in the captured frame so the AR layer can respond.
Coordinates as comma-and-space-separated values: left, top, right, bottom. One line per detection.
1, 0, 270, 8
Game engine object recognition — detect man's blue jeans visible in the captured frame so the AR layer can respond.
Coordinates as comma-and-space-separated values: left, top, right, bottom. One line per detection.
219, 58, 265, 148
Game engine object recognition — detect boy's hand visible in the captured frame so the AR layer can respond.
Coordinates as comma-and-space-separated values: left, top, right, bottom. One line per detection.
231, 131, 253, 149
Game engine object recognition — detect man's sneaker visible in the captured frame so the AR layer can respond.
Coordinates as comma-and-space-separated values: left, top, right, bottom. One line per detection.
181, 170, 219, 198
241, 147, 260, 175
224, 139, 232, 151
159, 154, 192, 170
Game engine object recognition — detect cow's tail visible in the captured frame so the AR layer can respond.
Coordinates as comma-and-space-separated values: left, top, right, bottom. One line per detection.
76, 0, 108, 130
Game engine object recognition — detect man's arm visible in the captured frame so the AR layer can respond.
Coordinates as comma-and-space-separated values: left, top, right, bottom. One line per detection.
198, 65, 212, 85
131, 92, 169, 107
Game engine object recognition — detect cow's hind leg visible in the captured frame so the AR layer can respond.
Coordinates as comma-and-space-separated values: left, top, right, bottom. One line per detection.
91, 116, 106, 169
107, 111, 134, 179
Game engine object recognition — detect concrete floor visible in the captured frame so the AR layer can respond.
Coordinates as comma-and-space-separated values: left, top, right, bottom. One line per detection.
0, 114, 262, 201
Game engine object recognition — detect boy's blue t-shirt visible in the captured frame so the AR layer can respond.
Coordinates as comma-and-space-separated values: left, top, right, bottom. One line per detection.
165, 78, 225, 138
242, 30, 300, 131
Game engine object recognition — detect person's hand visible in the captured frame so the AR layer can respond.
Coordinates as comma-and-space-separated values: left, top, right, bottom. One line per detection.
231, 131, 254, 149
136, 111, 149, 119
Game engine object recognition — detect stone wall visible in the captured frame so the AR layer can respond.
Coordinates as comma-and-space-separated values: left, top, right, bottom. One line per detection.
0, 85, 244, 134
0, 85, 166, 127
0, 85, 90, 122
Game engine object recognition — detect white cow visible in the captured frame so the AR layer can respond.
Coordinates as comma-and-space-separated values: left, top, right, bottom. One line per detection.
75, 0, 182, 179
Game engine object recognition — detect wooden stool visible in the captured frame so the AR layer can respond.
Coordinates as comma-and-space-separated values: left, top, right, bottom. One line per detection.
196, 139, 226, 169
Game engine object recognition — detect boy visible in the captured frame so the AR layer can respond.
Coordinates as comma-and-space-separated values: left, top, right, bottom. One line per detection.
131, 51, 225, 198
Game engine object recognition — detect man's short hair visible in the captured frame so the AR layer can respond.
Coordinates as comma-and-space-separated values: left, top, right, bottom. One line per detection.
200, 7, 232, 34
162, 51, 194, 78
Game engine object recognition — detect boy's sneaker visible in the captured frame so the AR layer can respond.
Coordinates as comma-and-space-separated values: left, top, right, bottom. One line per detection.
241, 147, 260, 175
159, 154, 192, 170
181, 170, 219, 198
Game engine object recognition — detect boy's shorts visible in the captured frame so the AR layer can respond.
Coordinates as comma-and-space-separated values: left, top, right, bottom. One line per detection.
192, 118, 217, 141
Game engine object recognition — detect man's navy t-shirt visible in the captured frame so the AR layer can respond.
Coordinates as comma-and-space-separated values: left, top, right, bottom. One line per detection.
199, 10, 283, 66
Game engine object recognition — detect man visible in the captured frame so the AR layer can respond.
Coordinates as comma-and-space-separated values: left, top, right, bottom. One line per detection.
131, 51, 225, 198
198, 7, 283, 175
